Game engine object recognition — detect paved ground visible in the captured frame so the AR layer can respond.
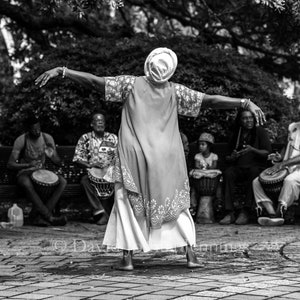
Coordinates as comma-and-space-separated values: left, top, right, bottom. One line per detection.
1, 221, 300, 300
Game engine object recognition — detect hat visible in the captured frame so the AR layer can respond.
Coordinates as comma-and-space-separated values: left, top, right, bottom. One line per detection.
198, 133, 215, 144
144, 47, 178, 84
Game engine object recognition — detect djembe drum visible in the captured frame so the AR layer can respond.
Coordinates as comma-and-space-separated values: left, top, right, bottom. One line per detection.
193, 169, 222, 224
31, 169, 59, 200
87, 168, 114, 200
258, 167, 288, 199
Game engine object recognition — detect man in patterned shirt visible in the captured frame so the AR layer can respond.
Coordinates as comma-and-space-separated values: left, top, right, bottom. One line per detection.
73, 111, 118, 225
36, 48, 265, 271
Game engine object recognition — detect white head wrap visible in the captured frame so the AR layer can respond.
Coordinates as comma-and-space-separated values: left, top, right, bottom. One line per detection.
144, 47, 178, 84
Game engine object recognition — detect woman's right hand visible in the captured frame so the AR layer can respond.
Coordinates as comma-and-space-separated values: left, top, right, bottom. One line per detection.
35, 67, 60, 88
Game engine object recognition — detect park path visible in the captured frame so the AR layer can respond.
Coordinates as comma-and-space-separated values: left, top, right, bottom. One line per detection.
1, 223, 300, 299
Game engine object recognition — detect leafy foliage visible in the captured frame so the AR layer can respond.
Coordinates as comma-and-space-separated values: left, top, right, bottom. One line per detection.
0, 35, 294, 146
40, 0, 124, 18
2, 0, 300, 80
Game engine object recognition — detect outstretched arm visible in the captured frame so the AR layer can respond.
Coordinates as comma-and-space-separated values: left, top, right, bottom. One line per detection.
175, 84, 265, 126
35, 67, 105, 92
202, 94, 265, 126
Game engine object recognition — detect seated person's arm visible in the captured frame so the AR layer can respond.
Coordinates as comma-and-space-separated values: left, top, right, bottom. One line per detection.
281, 153, 300, 168
239, 128, 272, 158
7, 138, 37, 170
226, 150, 239, 161
49, 149, 62, 166
243, 146, 269, 157
7, 151, 32, 170
195, 159, 202, 169
74, 159, 91, 169
73, 135, 93, 169
46, 135, 63, 166
252, 127, 272, 158
268, 147, 285, 163
267, 148, 300, 174
209, 160, 218, 169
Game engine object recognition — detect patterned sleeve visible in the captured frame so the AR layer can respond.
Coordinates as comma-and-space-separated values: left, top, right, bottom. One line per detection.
105, 75, 136, 103
174, 83, 205, 117
73, 134, 89, 163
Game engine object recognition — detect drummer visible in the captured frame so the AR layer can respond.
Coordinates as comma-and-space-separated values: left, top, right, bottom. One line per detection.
7, 115, 67, 226
220, 108, 272, 225
189, 132, 218, 220
73, 111, 118, 225
253, 122, 300, 226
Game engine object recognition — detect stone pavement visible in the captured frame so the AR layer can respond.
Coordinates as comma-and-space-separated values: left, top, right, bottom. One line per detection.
1, 222, 300, 300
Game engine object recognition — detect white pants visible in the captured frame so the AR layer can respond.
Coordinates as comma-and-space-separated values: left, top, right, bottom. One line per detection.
253, 170, 300, 208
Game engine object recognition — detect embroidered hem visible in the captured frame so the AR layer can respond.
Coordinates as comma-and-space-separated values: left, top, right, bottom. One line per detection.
113, 152, 190, 228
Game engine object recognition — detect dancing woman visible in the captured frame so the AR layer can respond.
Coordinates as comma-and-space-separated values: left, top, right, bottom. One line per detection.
36, 48, 265, 270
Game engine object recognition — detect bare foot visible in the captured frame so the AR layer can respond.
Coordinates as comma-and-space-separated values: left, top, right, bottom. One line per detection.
185, 246, 203, 269
116, 250, 134, 271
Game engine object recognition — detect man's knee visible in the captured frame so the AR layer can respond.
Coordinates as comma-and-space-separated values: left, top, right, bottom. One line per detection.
252, 177, 259, 189
17, 175, 32, 189
283, 176, 297, 188
58, 175, 67, 188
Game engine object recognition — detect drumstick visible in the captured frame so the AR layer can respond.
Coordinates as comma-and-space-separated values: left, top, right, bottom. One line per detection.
235, 127, 241, 150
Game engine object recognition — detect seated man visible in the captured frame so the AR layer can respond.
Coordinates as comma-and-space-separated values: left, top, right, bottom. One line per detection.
253, 122, 300, 226
73, 111, 118, 225
7, 116, 67, 226
220, 108, 272, 225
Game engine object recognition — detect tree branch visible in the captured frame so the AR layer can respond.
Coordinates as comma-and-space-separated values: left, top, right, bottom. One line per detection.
0, 1, 132, 45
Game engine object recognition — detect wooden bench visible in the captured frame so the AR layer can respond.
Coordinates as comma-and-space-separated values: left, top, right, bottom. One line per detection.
0, 143, 297, 222
0, 143, 286, 200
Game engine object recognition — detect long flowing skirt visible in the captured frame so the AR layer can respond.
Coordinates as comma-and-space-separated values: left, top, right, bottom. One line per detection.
103, 183, 196, 252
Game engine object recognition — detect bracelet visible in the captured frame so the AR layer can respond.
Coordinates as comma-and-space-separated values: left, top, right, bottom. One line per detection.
240, 98, 251, 109
62, 66, 67, 78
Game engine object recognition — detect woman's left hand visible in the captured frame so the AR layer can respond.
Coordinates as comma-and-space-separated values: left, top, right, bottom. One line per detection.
248, 101, 266, 126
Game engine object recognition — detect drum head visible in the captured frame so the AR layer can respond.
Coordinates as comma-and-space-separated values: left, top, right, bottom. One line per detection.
259, 168, 288, 182
88, 167, 106, 179
32, 169, 59, 185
